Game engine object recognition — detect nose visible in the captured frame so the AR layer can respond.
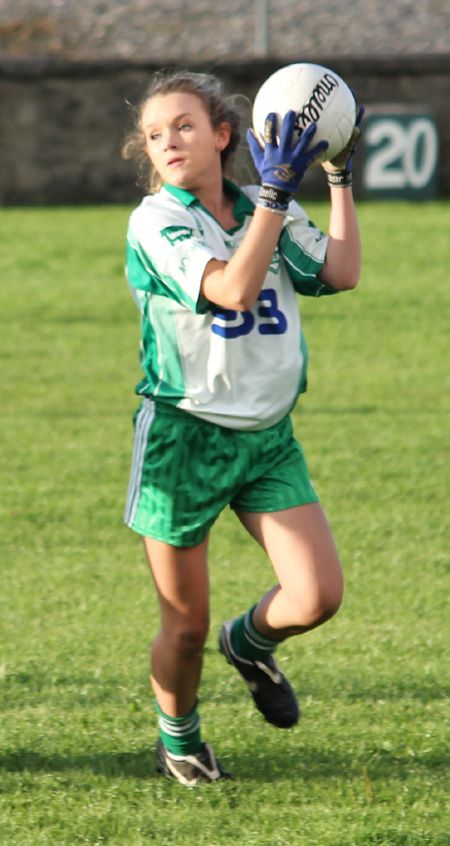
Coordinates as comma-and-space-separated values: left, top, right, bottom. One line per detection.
163, 128, 178, 150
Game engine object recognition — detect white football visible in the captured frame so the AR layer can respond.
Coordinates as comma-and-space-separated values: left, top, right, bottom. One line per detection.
252, 63, 357, 165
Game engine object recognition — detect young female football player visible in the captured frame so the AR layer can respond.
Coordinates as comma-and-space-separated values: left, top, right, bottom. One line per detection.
122, 70, 363, 785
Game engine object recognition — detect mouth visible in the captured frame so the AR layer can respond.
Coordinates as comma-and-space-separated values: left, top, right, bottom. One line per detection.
167, 157, 185, 168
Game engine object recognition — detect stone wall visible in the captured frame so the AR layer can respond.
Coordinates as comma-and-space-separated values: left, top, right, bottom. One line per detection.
0, 54, 449, 205
1, 0, 449, 62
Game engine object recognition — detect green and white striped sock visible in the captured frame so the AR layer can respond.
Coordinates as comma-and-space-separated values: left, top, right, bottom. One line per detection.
230, 606, 280, 661
155, 700, 202, 757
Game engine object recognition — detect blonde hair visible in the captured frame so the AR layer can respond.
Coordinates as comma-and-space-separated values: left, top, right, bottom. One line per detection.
122, 70, 247, 194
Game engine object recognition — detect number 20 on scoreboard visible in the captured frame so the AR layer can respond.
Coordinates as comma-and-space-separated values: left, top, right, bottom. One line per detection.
362, 108, 439, 199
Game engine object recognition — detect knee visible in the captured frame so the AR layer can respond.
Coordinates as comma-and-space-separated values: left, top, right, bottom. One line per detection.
315, 586, 343, 624
301, 579, 344, 627
161, 614, 210, 656
286, 573, 343, 631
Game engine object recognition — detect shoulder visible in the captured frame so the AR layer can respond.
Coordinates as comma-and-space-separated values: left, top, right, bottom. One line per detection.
129, 189, 187, 226
284, 198, 311, 226
128, 189, 199, 244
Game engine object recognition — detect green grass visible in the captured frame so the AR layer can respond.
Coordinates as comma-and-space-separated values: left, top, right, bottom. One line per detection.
0, 200, 449, 845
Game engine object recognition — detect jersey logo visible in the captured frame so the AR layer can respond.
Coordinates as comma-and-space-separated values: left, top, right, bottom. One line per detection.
189, 209, 205, 236
269, 247, 280, 274
161, 225, 195, 245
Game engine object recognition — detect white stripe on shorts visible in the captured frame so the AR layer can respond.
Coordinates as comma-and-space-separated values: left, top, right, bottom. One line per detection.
124, 398, 156, 528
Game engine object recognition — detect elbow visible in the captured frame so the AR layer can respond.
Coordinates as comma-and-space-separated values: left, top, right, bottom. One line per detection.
342, 271, 360, 290
208, 295, 256, 312
332, 265, 361, 291
320, 254, 361, 291
234, 295, 258, 312
348, 263, 361, 288
202, 280, 257, 312
220, 292, 257, 312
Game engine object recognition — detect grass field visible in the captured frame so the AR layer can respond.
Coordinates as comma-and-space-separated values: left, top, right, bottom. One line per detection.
0, 200, 449, 845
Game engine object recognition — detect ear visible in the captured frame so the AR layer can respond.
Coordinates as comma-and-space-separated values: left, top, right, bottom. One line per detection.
215, 122, 231, 152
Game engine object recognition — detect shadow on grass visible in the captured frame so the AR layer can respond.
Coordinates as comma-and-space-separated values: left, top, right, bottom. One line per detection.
1, 671, 146, 710
1, 744, 449, 784
234, 745, 450, 783
0, 748, 156, 780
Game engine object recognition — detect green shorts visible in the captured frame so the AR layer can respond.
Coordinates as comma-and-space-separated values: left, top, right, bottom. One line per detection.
124, 399, 319, 547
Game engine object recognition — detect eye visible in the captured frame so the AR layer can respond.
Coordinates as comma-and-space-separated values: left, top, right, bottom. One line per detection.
179, 123, 192, 132
149, 132, 161, 141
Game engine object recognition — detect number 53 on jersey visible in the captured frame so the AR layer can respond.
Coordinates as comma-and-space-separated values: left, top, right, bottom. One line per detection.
211, 288, 288, 338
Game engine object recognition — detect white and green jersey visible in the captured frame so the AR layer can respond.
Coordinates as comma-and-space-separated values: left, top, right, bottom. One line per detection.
126, 179, 337, 431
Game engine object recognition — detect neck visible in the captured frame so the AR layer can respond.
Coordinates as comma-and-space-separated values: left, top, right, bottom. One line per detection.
192, 170, 225, 216
204, 190, 237, 230
192, 175, 236, 230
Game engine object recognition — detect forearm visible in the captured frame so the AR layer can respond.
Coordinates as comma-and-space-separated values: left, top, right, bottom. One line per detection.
201, 110, 330, 311
201, 205, 284, 311
318, 186, 361, 290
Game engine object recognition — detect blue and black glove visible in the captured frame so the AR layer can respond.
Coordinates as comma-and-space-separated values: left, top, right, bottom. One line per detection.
247, 110, 329, 212
322, 104, 365, 187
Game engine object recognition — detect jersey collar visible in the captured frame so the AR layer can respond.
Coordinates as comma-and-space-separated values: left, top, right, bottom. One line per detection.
162, 179, 255, 229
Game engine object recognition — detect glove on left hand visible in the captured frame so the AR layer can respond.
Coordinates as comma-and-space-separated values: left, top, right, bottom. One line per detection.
247, 110, 329, 196
322, 105, 365, 175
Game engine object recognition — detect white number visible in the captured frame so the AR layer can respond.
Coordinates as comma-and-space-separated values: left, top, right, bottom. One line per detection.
404, 119, 438, 188
364, 117, 438, 190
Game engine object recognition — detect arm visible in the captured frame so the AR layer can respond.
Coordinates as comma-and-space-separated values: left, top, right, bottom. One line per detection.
318, 103, 365, 291
201, 112, 328, 312
317, 185, 361, 290
201, 205, 284, 311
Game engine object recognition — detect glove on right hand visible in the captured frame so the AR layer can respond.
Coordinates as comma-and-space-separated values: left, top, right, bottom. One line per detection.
247, 110, 329, 196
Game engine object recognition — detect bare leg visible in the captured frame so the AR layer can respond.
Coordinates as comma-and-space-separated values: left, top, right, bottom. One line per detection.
143, 535, 210, 718
237, 502, 343, 640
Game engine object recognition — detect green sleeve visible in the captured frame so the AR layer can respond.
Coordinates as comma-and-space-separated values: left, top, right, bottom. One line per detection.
279, 224, 339, 298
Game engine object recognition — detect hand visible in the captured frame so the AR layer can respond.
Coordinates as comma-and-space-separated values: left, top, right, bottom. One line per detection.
247, 110, 329, 195
322, 105, 365, 175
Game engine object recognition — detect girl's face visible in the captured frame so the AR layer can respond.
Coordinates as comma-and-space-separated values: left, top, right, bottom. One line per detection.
141, 92, 230, 193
